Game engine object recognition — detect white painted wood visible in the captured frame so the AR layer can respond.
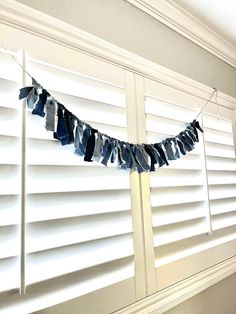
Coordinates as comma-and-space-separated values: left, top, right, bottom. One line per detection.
126, 0, 236, 68
0, 278, 136, 314
114, 255, 236, 314
125, 71, 147, 300
135, 74, 157, 294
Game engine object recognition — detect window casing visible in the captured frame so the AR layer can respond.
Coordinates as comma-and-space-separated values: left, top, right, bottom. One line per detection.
0, 23, 236, 313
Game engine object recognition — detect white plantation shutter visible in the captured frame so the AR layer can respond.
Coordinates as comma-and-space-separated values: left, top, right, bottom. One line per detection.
142, 78, 236, 291
23, 54, 136, 309
0, 50, 22, 294
0, 25, 140, 314
203, 112, 236, 246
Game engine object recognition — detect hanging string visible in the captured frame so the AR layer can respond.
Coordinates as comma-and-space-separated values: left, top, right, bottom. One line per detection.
0, 39, 221, 120
216, 89, 219, 119
0, 42, 33, 80
195, 88, 217, 120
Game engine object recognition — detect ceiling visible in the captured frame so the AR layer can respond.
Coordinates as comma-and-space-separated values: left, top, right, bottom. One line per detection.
172, 0, 236, 47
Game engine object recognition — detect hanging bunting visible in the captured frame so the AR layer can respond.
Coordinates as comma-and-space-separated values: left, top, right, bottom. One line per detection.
19, 78, 204, 173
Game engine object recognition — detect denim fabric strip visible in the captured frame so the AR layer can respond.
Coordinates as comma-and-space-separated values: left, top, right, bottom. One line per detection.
120, 143, 132, 170
102, 138, 110, 158
45, 98, 57, 132
27, 87, 40, 109
173, 137, 180, 159
189, 124, 199, 142
64, 109, 75, 144
149, 145, 162, 167
176, 137, 187, 155
53, 107, 69, 145
134, 145, 150, 172
101, 140, 113, 166
19, 86, 34, 100
192, 120, 203, 133
179, 133, 193, 152
32, 89, 48, 117
116, 142, 125, 167
128, 144, 143, 173
84, 128, 98, 162
163, 138, 176, 160
74, 122, 84, 156
93, 132, 103, 161
144, 144, 156, 171
153, 143, 169, 166
186, 127, 197, 143
182, 131, 194, 146
110, 141, 117, 163
81, 125, 91, 154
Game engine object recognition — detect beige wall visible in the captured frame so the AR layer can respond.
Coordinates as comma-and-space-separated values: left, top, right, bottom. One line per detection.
34, 273, 236, 314
15, 1, 236, 313
165, 272, 236, 314
16, 0, 236, 98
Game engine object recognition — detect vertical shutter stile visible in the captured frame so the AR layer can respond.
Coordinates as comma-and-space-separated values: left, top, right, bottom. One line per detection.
0, 49, 21, 293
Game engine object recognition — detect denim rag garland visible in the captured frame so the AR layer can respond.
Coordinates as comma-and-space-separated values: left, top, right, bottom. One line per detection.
19, 78, 204, 173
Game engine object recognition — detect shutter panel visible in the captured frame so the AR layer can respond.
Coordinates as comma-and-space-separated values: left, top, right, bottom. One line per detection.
22, 45, 136, 311
203, 112, 236, 239
143, 78, 236, 291
0, 50, 21, 293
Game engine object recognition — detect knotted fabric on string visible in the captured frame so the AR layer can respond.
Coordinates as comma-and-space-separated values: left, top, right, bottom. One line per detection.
19, 78, 205, 173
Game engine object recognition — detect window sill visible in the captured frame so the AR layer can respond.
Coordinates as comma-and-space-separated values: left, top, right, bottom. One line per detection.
113, 255, 236, 314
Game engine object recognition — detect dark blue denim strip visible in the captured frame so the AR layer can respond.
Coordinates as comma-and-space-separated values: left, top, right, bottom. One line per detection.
19, 86, 34, 100
176, 138, 187, 155
149, 145, 162, 167
179, 133, 194, 152
101, 140, 113, 166
189, 123, 199, 142
120, 143, 133, 170
53, 107, 69, 145
134, 145, 150, 172
102, 139, 110, 158
84, 128, 98, 162
64, 109, 75, 144
186, 128, 197, 143
144, 144, 156, 171
183, 131, 194, 146
192, 119, 203, 133
116, 142, 125, 167
32, 89, 49, 117
153, 143, 169, 166
81, 125, 91, 153
129, 144, 143, 173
